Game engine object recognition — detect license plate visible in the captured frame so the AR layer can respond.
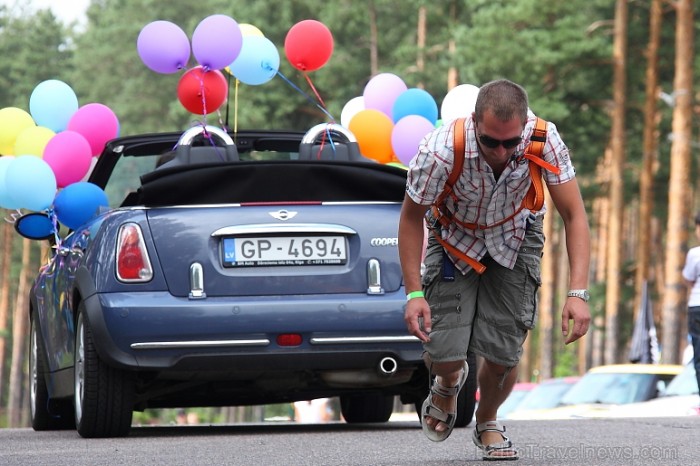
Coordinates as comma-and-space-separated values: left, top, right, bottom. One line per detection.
222, 236, 347, 267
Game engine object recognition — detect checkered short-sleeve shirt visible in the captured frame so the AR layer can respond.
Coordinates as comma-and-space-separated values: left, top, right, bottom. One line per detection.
406, 114, 576, 273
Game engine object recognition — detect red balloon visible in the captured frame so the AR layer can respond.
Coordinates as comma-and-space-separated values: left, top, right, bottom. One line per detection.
284, 20, 333, 71
177, 66, 228, 115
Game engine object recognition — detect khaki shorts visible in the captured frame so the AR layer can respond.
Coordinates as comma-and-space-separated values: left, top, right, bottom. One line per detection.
421, 217, 544, 367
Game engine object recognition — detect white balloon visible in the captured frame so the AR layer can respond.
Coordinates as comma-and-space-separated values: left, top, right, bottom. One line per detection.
340, 96, 365, 128
440, 84, 480, 121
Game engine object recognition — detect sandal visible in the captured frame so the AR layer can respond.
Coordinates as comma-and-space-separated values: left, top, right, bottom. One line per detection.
472, 421, 519, 461
421, 361, 468, 442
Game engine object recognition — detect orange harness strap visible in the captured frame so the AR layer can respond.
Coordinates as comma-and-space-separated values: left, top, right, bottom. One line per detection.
426, 117, 557, 273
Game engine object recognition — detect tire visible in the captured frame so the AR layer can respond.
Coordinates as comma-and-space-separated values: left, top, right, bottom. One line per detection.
74, 303, 135, 438
30, 314, 75, 431
340, 393, 394, 423
414, 351, 478, 428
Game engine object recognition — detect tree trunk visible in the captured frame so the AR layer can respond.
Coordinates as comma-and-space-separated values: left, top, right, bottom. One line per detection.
0, 220, 13, 407
661, 0, 693, 364
634, 0, 661, 323
538, 191, 556, 380
368, 2, 378, 76
446, 1, 458, 91
604, 0, 628, 364
416, 6, 426, 88
7, 238, 32, 427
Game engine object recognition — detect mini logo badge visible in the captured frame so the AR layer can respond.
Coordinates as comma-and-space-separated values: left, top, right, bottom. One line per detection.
269, 210, 297, 221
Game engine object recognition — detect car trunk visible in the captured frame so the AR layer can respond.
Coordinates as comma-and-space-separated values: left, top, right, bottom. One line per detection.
138, 160, 407, 298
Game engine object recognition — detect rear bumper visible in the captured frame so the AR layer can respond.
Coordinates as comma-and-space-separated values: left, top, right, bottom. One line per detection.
83, 290, 423, 373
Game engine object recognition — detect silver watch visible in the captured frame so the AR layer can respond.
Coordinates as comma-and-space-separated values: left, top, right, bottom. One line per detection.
567, 289, 590, 302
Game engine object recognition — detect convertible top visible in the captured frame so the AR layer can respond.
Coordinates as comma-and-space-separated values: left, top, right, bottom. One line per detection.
137, 160, 408, 206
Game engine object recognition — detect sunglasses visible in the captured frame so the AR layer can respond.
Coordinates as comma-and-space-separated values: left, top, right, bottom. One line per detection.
477, 133, 522, 149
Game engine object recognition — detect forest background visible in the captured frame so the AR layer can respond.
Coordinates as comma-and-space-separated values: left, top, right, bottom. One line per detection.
0, 0, 697, 426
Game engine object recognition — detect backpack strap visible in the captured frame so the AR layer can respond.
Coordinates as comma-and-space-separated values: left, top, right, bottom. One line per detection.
425, 116, 559, 273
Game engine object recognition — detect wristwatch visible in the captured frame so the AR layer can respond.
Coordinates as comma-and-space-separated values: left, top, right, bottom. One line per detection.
567, 289, 590, 302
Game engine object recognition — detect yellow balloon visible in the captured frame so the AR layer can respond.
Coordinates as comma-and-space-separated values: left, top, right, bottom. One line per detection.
0, 107, 35, 155
14, 126, 56, 157
240, 23, 264, 37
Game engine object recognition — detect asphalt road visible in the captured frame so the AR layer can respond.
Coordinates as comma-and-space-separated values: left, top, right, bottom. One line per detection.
2, 416, 698, 465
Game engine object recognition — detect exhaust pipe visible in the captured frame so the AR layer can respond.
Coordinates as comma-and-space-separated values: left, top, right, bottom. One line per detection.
378, 357, 398, 376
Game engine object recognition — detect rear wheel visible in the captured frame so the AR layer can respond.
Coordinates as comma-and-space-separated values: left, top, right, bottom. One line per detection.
30, 314, 74, 430
74, 303, 135, 438
414, 351, 478, 428
340, 393, 394, 423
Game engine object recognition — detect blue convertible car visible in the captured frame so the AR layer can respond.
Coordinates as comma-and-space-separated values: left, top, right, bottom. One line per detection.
25, 123, 477, 437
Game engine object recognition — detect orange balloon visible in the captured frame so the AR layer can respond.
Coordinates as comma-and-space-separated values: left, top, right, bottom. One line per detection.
348, 109, 394, 163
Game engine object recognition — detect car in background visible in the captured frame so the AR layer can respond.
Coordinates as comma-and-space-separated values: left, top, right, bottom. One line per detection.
504, 376, 580, 420
507, 364, 683, 420
602, 363, 699, 418
24, 123, 480, 437
497, 382, 538, 418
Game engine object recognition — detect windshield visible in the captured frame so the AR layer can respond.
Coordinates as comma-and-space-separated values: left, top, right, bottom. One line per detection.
662, 364, 698, 397
516, 380, 577, 410
559, 373, 656, 405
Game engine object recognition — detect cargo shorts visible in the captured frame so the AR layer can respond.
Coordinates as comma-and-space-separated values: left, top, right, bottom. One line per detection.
421, 217, 544, 367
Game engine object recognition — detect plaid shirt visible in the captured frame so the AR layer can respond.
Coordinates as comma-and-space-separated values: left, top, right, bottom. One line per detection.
406, 114, 576, 273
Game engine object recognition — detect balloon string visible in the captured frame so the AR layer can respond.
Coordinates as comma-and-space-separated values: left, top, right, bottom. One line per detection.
302, 71, 329, 114
275, 70, 335, 121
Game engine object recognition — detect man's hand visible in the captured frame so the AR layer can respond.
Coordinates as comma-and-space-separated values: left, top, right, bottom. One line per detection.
561, 297, 591, 344
405, 297, 432, 343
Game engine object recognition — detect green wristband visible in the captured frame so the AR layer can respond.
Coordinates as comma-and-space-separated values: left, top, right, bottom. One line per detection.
406, 290, 425, 301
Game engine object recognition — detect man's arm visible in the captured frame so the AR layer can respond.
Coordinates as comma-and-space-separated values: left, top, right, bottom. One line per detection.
547, 178, 591, 344
398, 193, 431, 342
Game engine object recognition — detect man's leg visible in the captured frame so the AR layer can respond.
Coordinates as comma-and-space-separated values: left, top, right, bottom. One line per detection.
475, 359, 518, 448
423, 360, 466, 432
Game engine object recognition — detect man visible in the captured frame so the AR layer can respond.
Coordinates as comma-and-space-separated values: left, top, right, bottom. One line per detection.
398, 79, 590, 460
682, 212, 700, 412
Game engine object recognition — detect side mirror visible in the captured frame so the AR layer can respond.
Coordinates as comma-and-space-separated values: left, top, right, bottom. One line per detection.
14, 212, 58, 240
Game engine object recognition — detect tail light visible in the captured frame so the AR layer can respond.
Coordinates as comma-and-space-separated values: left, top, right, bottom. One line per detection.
116, 223, 153, 282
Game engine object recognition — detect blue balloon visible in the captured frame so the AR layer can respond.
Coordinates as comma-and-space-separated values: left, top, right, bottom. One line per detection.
391, 88, 439, 124
0, 156, 22, 210
229, 36, 280, 86
29, 80, 79, 132
5, 155, 57, 212
54, 182, 109, 230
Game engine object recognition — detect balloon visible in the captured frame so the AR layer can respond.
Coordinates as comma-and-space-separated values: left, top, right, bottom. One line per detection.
391, 115, 435, 165
240, 23, 264, 37
29, 80, 79, 132
43, 131, 93, 187
14, 126, 55, 157
5, 155, 57, 211
284, 20, 333, 71
392, 88, 438, 124
229, 36, 279, 85
340, 96, 364, 128
67, 103, 120, 156
363, 73, 407, 120
0, 107, 35, 155
137, 20, 191, 74
53, 182, 109, 230
177, 66, 228, 115
0, 156, 21, 209
348, 109, 394, 164
441, 84, 480, 121
192, 14, 243, 71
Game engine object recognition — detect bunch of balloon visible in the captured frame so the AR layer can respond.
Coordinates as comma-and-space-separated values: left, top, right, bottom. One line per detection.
0, 79, 114, 234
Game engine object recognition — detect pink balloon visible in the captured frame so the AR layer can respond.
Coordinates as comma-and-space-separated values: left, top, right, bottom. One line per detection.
43, 131, 93, 188
363, 73, 407, 119
391, 115, 435, 165
67, 103, 119, 156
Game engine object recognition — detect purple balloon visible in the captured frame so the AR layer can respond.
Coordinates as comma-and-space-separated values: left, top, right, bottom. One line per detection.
192, 14, 243, 70
363, 73, 408, 120
137, 21, 190, 74
391, 115, 435, 165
